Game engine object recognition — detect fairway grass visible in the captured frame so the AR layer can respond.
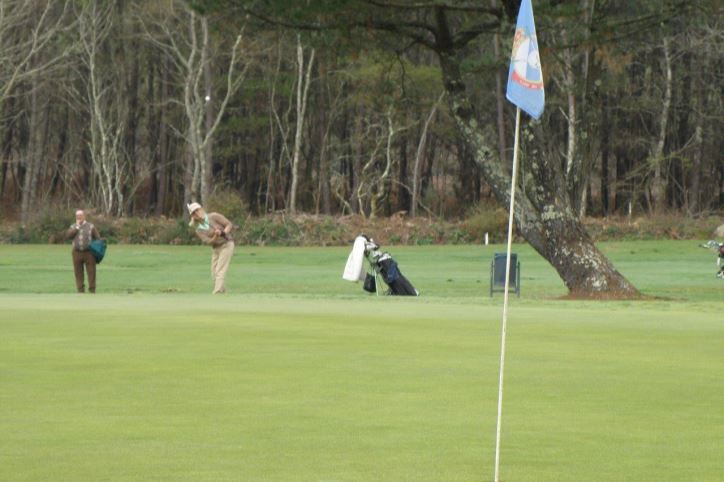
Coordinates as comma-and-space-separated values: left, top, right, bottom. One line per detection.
1, 242, 722, 481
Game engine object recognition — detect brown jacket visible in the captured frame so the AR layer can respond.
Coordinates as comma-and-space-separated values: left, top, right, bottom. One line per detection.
194, 212, 234, 247
66, 222, 100, 251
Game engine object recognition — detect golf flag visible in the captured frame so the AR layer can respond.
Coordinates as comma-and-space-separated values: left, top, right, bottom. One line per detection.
506, 0, 545, 119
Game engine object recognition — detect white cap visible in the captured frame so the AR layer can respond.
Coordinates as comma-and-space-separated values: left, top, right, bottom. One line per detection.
187, 202, 202, 215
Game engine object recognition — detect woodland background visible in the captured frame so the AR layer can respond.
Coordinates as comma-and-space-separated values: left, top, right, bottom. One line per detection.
0, 0, 721, 240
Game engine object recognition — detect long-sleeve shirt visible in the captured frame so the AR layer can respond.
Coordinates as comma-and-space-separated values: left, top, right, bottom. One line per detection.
66, 222, 100, 251
194, 212, 234, 247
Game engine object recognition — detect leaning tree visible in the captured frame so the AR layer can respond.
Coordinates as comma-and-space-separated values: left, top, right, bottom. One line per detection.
190, 0, 685, 298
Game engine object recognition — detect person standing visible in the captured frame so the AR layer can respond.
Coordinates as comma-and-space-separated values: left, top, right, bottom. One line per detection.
187, 202, 235, 294
66, 210, 101, 293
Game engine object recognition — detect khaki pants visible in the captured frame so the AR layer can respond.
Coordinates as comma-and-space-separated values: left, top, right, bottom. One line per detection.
211, 241, 234, 293
72, 250, 96, 293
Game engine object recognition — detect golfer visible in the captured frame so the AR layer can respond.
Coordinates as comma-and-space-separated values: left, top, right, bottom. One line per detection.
66, 210, 101, 293
187, 202, 235, 294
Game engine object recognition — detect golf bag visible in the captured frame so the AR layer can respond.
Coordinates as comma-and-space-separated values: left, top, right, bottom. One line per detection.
362, 236, 419, 296
700, 240, 724, 279
377, 255, 418, 295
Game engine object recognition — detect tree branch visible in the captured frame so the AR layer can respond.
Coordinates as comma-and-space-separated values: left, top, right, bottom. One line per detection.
238, 5, 437, 49
452, 19, 501, 49
362, 0, 500, 15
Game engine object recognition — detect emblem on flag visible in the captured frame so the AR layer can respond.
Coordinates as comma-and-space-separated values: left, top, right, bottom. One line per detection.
510, 28, 543, 90
506, 0, 545, 119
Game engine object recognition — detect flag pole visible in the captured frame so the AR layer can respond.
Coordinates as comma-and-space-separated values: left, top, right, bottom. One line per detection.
494, 106, 521, 482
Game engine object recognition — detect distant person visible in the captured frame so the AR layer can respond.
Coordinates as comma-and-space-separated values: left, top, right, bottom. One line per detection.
187, 202, 235, 294
66, 209, 101, 293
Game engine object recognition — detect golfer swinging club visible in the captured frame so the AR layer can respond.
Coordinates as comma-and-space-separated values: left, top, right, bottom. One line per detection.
187, 202, 235, 294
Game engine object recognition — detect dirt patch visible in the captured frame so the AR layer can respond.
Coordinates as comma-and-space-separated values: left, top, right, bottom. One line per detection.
337, 212, 448, 245
557, 291, 659, 301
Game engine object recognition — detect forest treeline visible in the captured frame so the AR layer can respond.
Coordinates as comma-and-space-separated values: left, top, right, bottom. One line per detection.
0, 0, 721, 226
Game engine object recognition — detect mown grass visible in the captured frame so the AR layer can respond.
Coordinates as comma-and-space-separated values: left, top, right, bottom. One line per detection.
0, 240, 720, 300
0, 241, 722, 481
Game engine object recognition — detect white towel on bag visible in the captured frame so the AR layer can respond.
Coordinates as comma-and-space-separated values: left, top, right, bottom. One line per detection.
342, 236, 367, 282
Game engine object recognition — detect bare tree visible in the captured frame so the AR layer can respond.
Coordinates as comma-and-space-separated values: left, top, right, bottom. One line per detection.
19, 66, 47, 223
314, 51, 342, 215
354, 108, 410, 219
74, 1, 129, 216
264, 35, 283, 213
0, 0, 70, 110
552, 0, 596, 218
648, 35, 672, 213
0, 0, 71, 223
288, 33, 315, 215
411, 91, 444, 217
268, 39, 296, 212
140, 0, 248, 206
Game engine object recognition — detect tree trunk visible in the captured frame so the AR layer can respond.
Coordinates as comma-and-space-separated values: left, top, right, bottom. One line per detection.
436, 39, 639, 297
155, 58, 169, 216
265, 37, 282, 213
21, 72, 41, 225
688, 61, 703, 214
600, 93, 611, 216
0, 94, 14, 200
563, 41, 577, 193
397, 133, 410, 213
289, 35, 302, 214
349, 113, 362, 215
317, 93, 332, 215
490, 0, 506, 163
411, 92, 442, 217
367, 110, 395, 219
202, 37, 213, 204
289, 35, 314, 215
650, 36, 671, 212
421, 136, 436, 199
0, 114, 12, 200
48, 112, 65, 200
123, 19, 140, 216
455, 134, 476, 209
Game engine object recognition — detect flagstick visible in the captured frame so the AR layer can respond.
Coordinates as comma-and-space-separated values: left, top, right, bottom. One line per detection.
494, 107, 521, 482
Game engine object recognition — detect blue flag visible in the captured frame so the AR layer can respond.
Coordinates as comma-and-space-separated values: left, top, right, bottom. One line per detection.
506, 0, 545, 119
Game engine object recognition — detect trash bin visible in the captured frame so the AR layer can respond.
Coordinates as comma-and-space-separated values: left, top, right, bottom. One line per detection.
490, 252, 520, 297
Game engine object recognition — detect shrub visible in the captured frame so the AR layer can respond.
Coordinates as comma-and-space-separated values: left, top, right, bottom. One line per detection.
205, 190, 249, 225
239, 217, 297, 246
109, 217, 197, 245
414, 234, 434, 245
36, 208, 77, 243
94, 217, 120, 244
447, 227, 470, 244
296, 216, 347, 246
1, 206, 76, 244
583, 214, 721, 242
117, 217, 151, 244
156, 219, 198, 245
1, 209, 719, 246
461, 204, 508, 243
